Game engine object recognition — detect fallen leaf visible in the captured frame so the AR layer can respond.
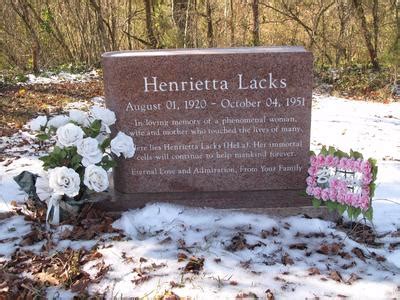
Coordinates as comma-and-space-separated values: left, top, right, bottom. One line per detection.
330, 242, 342, 254
34, 272, 60, 285
261, 227, 279, 238
317, 244, 330, 255
70, 277, 90, 293
341, 261, 356, 270
160, 236, 172, 244
177, 253, 188, 262
159, 290, 180, 300
289, 243, 307, 250
328, 270, 343, 282
281, 253, 294, 266
351, 247, 366, 262
235, 292, 258, 299
183, 256, 204, 274
132, 275, 152, 285
308, 267, 320, 275
226, 233, 248, 252
265, 289, 275, 300
346, 273, 361, 285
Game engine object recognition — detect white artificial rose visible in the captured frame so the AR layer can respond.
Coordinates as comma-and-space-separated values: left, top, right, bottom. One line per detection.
47, 115, 70, 129
110, 132, 135, 158
35, 174, 53, 202
27, 116, 47, 131
48, 167, 81, 197
83, 164, 109, 192
56, 123, 84, 148
77, 137, 103, 167
90, 106, 116, 127
69, 109, 88, 126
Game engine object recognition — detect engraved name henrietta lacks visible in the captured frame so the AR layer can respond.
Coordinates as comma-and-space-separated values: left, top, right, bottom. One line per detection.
143, 73, 287, 92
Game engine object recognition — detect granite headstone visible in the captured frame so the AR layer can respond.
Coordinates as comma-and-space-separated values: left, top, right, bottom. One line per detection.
102, 47, 313, 209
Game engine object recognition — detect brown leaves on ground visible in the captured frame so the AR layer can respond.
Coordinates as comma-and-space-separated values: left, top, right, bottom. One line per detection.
132, 260, 167, 285
0, 247, 108, 296
226, 233, 248, 252
0, 81, 103, 137
183, 256, 205, 274
317, 242, 343, 255
261, 227, 279, 238
308, 267, 321, 275
226, 233, 265, 252
265, 289, 275, 300
328, 270, 344, 282
281, 253, 294, 266
58, 204, 124, 241
289, 243, 307, 250
336, 220, 382, 247
13, 198, 47, 223
235, 292, 258, 299
156, 290, 181, 300
0, 270, 46, 299
351, 247, 367, 262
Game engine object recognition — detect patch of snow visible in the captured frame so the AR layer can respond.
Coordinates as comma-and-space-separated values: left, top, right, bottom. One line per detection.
0, 216, 31, 258
22, 70, 100, 85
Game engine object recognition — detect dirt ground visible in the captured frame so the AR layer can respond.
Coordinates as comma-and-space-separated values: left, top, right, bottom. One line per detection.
0, 81, 103, 137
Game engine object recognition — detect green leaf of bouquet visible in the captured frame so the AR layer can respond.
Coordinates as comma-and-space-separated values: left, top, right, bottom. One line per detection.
320, 145, 328, 155
326, 200, 337, 212
312, 198, 321, 208
36, 133, 50, 141
334, 149, 347, 158
70, 154, 82, 170
337, 204, 347, 215
372, 166, 378, 181
309, 150, 316, 156
91, 119, 102, 131
347, 206, 354, 219
353, 208, 361, 219
369, 183, 376, 198
328, 146, 336, 155
364, 207, 373, 221
101, 138, 111, 151
350, 150, 363, 159
368, 158, 377, 167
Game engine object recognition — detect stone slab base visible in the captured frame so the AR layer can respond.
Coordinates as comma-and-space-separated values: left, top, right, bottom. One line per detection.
96, 187, 339, 222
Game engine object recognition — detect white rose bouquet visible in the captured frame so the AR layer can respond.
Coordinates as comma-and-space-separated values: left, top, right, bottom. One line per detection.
24, 105, 136, 225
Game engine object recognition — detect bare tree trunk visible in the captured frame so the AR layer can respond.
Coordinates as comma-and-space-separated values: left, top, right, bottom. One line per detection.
352, 0, 380, 71
143, 0, 158, 48
127, 0, 133, 49
230, 0, 235, 46
173, 0, 193, 47
335, 0, 349, 66
206, 0, 214, 47
26, 0, 74, 62
89, 0, 110, 52
9, 0, 41, 73
251, 0, 260, 46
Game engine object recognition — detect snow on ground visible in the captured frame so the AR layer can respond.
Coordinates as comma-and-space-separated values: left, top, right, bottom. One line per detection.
0, 95, 399, 299
23, 70, 100, 85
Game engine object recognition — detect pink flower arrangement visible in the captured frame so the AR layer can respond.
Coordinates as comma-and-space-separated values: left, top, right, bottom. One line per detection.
307, 148, 376, 216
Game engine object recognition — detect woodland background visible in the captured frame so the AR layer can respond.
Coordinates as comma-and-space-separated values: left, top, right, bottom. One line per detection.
0, 0, 399, 101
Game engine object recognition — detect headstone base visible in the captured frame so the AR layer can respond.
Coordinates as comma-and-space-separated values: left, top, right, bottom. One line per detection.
96, 179, 338, 221
97, 189, 337, 221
